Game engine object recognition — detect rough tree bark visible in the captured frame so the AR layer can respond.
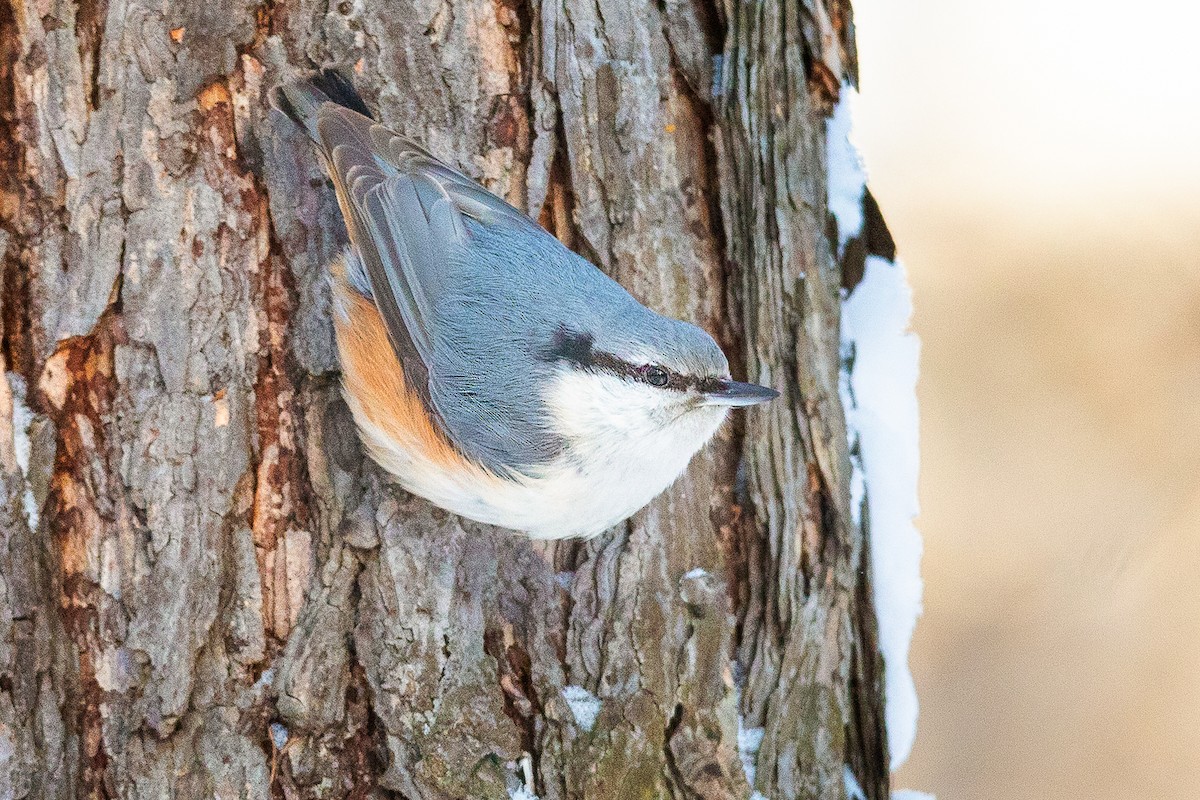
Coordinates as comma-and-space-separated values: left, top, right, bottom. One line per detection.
0, 0, 891, 797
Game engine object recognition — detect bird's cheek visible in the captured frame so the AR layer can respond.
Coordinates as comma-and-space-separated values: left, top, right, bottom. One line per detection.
687, 401, 731, 432
684, 394, 715, 416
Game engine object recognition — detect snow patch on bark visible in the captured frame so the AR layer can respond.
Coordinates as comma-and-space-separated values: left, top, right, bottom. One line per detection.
841, 256, 923, 769
844, 765, 867, 800
509, 753, 539, 799
737, 716, 765, 786
826, 86, 868, 253
6, 372, 39, 528
269, 722, 288, 750
830, 80, 925, 774
561, 685, 601, 731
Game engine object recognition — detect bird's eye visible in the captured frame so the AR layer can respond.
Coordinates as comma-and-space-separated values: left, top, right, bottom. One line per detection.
644, 365, 670, 387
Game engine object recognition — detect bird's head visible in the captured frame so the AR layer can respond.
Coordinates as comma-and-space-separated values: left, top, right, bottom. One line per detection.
542, 317, 778, 466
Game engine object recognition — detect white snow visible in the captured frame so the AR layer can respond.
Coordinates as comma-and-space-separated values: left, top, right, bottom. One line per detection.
843, 765, 867, 800
826, 85, 868, 253
828, 74, 924, 778
841, 255, 923, 770
561, 685, 601, 732
253, 668, 275, 692
6, 372, 39, 528
269, 722, 288, 750
509, 752, 539, 800
737, 716, 765, 786
892, 791, 936, 800
682, 567, 709, 580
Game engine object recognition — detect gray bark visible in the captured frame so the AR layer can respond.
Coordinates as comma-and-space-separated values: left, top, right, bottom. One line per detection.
0, 0, 889, 797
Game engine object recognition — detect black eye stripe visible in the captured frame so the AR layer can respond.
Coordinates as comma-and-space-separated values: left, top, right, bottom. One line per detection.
544, 326, 718, 392
635, 364, 707, 393
545, 328, 596, 365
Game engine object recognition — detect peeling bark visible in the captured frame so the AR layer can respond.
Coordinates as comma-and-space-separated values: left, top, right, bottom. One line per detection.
0, 0, 889, 797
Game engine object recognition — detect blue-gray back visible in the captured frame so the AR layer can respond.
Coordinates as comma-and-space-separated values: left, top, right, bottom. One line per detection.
275, 80, 724, 475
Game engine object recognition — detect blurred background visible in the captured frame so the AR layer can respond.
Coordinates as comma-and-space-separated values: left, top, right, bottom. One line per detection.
850, 0, 1200, 797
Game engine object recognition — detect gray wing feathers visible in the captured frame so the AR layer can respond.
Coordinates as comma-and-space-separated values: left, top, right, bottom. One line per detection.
318, 111, 438, 372
360, 180, 443, 366
368, 125, 538, 230
308, 104, 561, 473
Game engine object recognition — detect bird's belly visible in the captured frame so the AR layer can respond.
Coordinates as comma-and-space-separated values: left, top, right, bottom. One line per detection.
358, 428, 663, 538
346, 394, 693, 538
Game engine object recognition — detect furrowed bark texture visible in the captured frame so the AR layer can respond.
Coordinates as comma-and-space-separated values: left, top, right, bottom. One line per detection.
0, 0, 889, 797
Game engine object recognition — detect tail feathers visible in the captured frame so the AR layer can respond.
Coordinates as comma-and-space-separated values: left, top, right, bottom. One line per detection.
271, 68, 374, 141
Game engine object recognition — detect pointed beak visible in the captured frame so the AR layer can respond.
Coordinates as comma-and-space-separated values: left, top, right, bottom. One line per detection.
702, 379, 780, 407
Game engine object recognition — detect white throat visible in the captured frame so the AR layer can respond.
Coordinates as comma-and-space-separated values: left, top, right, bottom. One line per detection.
534, 369, 729, 534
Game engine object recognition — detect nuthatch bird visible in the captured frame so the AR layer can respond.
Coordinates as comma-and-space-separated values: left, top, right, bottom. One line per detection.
273, 70, 778, 539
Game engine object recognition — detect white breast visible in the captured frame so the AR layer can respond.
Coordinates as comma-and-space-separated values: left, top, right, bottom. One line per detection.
345, 370, 728, 538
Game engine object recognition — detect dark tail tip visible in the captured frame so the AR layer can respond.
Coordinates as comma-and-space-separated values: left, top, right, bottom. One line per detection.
307, 68, 373, 119
271, 68, 374, 139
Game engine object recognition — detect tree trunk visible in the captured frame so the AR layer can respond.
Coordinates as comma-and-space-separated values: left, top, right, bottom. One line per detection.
0, 0, 892, 797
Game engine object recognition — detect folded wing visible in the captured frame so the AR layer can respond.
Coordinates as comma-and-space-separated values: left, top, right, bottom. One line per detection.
299, 99, 558, 474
